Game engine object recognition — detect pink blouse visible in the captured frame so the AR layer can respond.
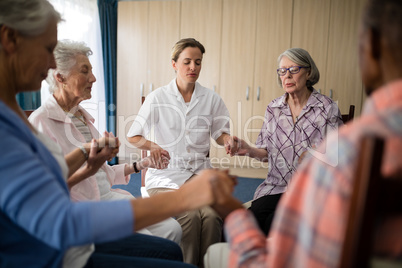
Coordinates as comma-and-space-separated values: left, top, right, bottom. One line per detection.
29, 95, 131, 202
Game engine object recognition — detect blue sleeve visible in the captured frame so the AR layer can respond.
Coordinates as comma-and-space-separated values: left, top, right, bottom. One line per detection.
0, 130, 134, 250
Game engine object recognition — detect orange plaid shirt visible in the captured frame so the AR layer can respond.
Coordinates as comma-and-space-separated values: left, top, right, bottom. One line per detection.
225, 80, 402, 267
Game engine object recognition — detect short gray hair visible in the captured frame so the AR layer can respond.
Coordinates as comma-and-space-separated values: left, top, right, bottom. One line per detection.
277, 48, 320, 90
0, 0, 62, 48
47, 40, 93, 93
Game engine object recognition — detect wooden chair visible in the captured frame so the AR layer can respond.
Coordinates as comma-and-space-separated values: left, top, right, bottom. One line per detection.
341, 105, 355, 124
340, 136, 402, 268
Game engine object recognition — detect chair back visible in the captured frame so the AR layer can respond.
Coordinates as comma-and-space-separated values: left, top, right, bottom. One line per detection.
340, 136, 402, 268
341, 105, 355, 124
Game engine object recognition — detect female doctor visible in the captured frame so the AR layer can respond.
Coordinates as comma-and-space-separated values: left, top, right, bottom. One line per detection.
127, 38, 234, 267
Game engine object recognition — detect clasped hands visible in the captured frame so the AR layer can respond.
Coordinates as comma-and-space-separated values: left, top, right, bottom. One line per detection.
83, 132, 120, 174
224, 135, 251, 156
178, 169, 243, 219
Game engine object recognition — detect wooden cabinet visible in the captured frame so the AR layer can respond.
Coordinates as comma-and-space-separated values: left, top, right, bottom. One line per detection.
147, 1, 180, 89
324, 0, 366, 115
217, 0, 257, 167
291, 0, 366, 115
117, 1, 147, 163
180, 0, 224, 161
217, 0, 293, 169
116, 0, 180, 163
180, 0, 222, 91
291, 0, 331, 93
250, 0, 293, 146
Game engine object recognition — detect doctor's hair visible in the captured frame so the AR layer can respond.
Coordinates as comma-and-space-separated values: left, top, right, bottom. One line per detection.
171, 38, 205, 62
47, 40, 93, 93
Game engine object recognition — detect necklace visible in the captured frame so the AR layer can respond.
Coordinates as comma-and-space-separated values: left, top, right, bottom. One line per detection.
62, 108, 87, 126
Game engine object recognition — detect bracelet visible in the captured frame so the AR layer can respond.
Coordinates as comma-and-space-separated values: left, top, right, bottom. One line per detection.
79, 145, 88, 160
133, 162, 140, 173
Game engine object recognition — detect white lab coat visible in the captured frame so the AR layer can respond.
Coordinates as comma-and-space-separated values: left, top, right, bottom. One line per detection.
127, 79, 230, 190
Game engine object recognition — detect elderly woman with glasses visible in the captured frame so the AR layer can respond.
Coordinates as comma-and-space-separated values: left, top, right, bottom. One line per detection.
227, 47, 343, 236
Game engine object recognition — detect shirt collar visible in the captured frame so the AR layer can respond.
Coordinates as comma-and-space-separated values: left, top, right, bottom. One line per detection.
44, 94, 95, 124
166, 79, 206, 101
272, 89, 323, 109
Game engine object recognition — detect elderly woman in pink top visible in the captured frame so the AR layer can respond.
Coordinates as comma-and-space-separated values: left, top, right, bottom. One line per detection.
29, 39, 182, 243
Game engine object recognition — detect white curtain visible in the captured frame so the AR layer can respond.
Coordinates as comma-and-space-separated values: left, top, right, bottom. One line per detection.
41, 0, 106, 133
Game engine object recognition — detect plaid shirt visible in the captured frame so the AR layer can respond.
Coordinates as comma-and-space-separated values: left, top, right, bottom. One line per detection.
254, 90, 342, 199
225, 80, 402, 267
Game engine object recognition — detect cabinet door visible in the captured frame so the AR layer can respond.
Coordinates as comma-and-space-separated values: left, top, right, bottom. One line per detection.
249, 0, 293, 147
325, 0, 366, 116
219, 0, 257, 167
180, 0, 223, 92
180, 0, 223, 162
117, 1, 149, 163
147, 1, 181, 91
291, 0, 331, 94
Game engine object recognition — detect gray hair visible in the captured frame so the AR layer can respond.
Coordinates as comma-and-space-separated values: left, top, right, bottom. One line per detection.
0, 0, 62, 48
47, 40, 93, 93
277, 48, 320, 90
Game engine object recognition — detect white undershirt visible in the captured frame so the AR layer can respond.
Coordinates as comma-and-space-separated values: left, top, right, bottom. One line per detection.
68, 112, 128, 200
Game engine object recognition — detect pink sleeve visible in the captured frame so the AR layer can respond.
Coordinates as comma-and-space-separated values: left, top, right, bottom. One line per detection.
108, 164, 130, 185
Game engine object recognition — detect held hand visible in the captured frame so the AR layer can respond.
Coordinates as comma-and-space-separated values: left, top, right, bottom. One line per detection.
178, 169, 237, 212
98, 132, 120, 161
224, 136, 239, 156
97, 135, 119, 149
84, 139, 113, 177
141, 151, 170, 170
149, 148, 171, 169
209, 170, 243, 218
227, 136, 250, 156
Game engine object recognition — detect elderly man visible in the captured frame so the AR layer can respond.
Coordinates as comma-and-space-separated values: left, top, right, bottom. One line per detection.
207, 0, 402, 267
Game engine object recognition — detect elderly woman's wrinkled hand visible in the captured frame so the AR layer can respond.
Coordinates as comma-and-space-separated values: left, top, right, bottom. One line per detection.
97, 132, 120, 161
149, 148, 171, 169
224, 136, 239, 156
84, 139, 113, 177
178, 169, 235, 211
226, 136, 250, 156
208, 169, 244, 218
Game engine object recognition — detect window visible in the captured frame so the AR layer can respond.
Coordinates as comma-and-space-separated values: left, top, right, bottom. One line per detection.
41, 0, 106, 133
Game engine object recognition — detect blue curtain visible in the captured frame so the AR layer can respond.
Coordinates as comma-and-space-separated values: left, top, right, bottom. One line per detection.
16, 91, 41, 110
98, 0, 118, 164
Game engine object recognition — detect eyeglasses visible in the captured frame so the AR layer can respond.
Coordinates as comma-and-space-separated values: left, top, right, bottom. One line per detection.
277, 66, 309, 76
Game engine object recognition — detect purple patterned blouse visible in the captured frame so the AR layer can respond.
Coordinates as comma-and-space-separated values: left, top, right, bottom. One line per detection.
253, 90, 343, 199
